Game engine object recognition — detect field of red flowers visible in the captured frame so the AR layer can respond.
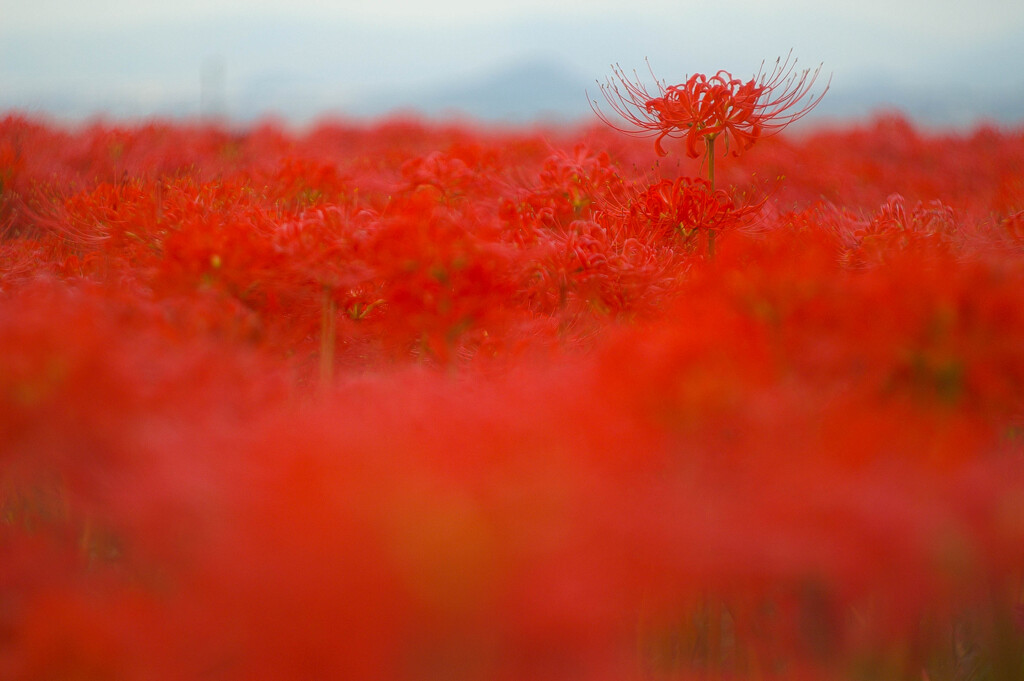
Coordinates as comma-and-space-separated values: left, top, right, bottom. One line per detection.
2, 105, 1024, 680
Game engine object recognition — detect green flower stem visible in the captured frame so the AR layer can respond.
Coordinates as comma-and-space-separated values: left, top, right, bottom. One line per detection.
320, 285, 336, 386
707, 136, 717, 258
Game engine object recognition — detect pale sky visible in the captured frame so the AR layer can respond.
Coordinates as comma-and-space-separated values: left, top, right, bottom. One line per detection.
4, 0, 1022, 34
3, 0, 1023, 123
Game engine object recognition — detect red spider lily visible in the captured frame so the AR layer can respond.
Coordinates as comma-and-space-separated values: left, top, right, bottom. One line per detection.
504, 144, 628, 232
1004, 210, 1024, 244
830, 194, 961, 266
626, 177, 755, 245
593, 52, 829, 159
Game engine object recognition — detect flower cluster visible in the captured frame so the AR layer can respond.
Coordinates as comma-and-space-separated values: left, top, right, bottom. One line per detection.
2, 111, 1024, 681
624, 176, 756, 250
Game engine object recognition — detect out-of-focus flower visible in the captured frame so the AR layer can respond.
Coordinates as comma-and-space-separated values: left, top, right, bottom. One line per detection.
593, 52, 829, 158
627, 177, 754, 245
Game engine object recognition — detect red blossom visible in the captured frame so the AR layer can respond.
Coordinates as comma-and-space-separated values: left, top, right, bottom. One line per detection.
593, 52, 829, 158
626, 176, 755, 245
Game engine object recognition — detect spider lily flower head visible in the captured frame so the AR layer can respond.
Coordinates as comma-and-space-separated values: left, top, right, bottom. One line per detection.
593, 52, 830, 158
626, 176, 759, 244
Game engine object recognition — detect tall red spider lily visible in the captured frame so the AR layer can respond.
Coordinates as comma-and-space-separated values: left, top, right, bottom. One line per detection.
593, 53, 826, 258
592, 52, 830, 163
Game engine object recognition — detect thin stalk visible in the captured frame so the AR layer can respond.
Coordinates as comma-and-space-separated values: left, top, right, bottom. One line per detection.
320, 285, 336, 386
707, 136, 717, 258
707, 598, 722, 677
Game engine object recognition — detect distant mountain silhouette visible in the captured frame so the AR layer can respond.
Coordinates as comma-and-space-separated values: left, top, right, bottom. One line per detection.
353, 60, 593, 123
2, 13, 1022, 128
807, 72, 1024, 129
349, 61, 1024, 129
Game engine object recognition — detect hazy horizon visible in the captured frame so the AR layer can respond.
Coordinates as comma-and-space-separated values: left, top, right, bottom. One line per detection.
3, 0, 1023, 127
